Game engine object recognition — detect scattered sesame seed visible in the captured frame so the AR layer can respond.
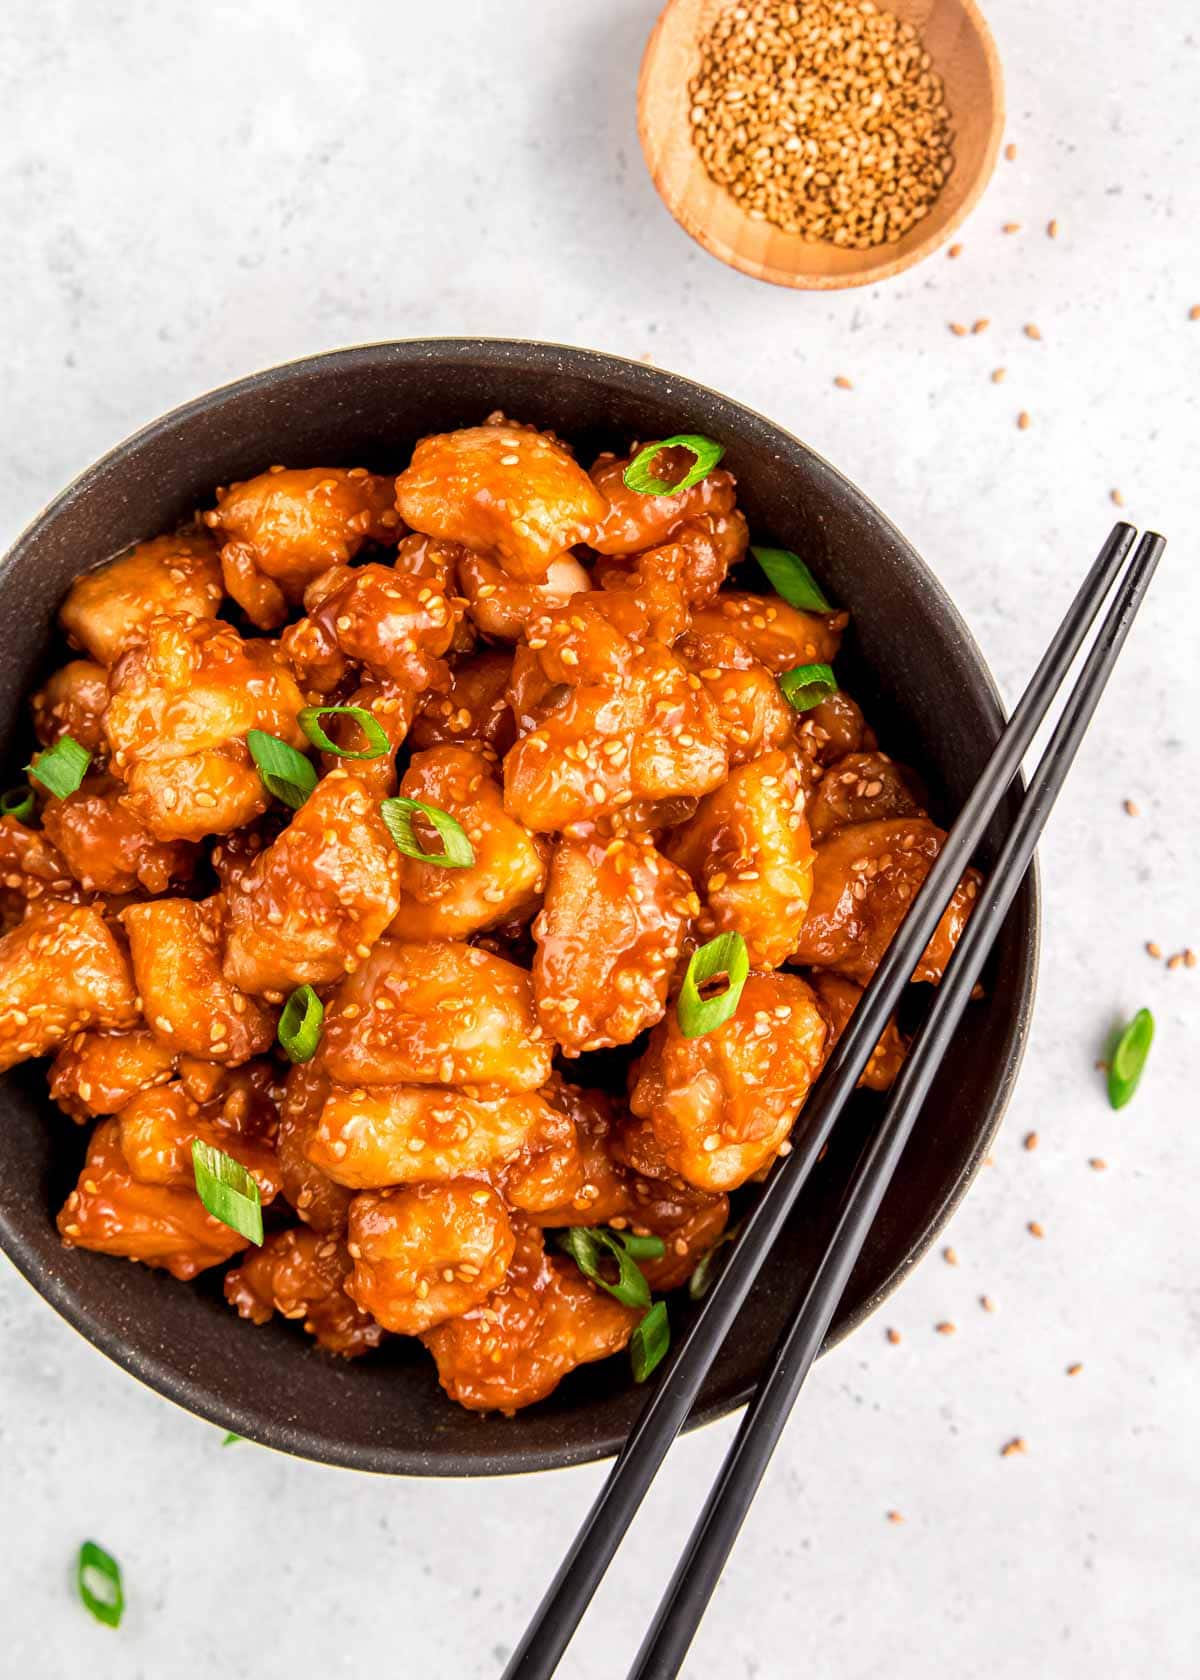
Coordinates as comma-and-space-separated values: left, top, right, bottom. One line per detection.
1190, 305, 1200, 321
886, 1327, 901, 1345
1004, 142, 1017, 161
943, 1246, 958, 1266
833, 375, 853, 390
948, 243, 963, 259
1066, 1362, 1083, 1376
1000, 1437, 1027, 1457
949, 322, 968, 337
990, 367, 1006, 383
1027, 1220, 1044, 1239
1088, 1157, 1107, 1171
1023, 1131, 1038, 1151
1017, 411, 1031, 430
1047, 218, 1059, 238
972, 318, 989, 334
980, 1295, 996, 1312
935, 1320, 956, 1335
1002, 221, 1021, 234
1024, 323, 1042, 341
886, 1510, 904, 1524
1146, 940, 1162, 959
1186, 949, 1197, 969
1167, 952, 1184, 971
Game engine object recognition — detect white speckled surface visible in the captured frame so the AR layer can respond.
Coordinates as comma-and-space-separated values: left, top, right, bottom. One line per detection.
1, 2, 1197, 1675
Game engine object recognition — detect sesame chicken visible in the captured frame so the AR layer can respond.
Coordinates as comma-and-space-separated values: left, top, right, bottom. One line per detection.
345, 1179, 516, 1334
42, 774, 195, 895
588, 449, 739, 556
57, 1117, 251, 1279
280, 560, 462, 695
221, 770, 403, 995
666, 748, 814, 969
49, 1027, 178, 1122
421, 1222, 639, 1414
305, 1082, 561, 1189
276, 1063, 354, 1235
532, 835, 697, 1052
318, 938, 552, 1093
504, 643, 727, 833
621, 972, 827, 1192
395, 423, 606, 581
388, 746, 549, 940
0, 815, 83, 930
103, 616, 308, 842
116, 1078, 281, 1202
686, 591, 846, 674
409, 649, 517, 757
0, 902, 138, 1072
225, 1226, 384, 1357
31, 659, 110, 755
122, 896, 276, 1065
790, 816, 981, 985
16, 424, 989, 1418
806, 970, 909, 1092
457, 549, 592, 640
205, 466, 401, 629
806, 750, 924, 841
59, 528, 223, 668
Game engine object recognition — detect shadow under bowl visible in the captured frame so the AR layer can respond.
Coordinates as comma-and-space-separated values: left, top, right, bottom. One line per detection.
0, 339, 1037, 1474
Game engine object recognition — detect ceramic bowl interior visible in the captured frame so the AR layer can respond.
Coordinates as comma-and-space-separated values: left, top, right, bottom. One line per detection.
0, 341, 1037, 1474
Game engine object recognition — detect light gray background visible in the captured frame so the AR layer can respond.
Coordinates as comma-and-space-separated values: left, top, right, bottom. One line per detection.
1, 2, 1196, 1676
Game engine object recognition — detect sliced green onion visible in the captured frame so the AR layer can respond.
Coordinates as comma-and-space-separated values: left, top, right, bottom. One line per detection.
380, 795, 475, 869
77, 1540, 123, 1629
1107, 1007, 1154, 1110
555, 1226, 654, 1310
677, 931, 749, 1039
247, 729, 316, 810
750, 545, 833, 612
298, 704, 390, 761
27, 734, 90, 799
623, 434, 725, 497
778, 662, 838, 713
221, 1432, 241, 1447
0, 786, 35, 822
278, 984, 324, 1063
688, 1222, 742, 1301
631, 1301, 670, 1383
191, 1139, 263, 1245
618, 1232, 667, 1263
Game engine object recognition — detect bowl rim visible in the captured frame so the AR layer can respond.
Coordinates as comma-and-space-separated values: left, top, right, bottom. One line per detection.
0, 337, 1039, 1475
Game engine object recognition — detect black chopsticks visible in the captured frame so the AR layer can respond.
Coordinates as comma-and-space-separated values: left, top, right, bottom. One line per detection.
501, 524, 1163, 1680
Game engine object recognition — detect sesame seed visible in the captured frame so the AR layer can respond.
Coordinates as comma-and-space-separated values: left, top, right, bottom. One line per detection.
1027, 1220, 1044, 1239
948, 243, 963, 259
1146, 940, 1162, 959
1023, 323, 1042, 341
949, 322, 968, 337
1066, 1362, 1083, 1376
834, 376, 853, 390
1002, 221, 1021, 234
990, 367, 1006, 383
980, 1295, 995, 1312
943, 1246, 958, 1266
1000, 1437, 1027, 1457
1017, 411, 1031, 430
1088, 1157, 1107, 1171
1023, 1131, 1038, 1150
886, 1327, 901, 1345
971, 318, 989, 334
886, 1510, 904, 1525
935, 1321, 955, 1335
1047, 218, 1059, 238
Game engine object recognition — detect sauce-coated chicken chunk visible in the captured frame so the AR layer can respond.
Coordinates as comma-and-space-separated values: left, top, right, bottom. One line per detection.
388, 747, 548, 940
318, 938, 551, 1092
807, 971, 909, 1092
457, 550, 591, 640
104, 617, 307, 841
421, 1223, 639, 1413
595, 508, 748, 610
31, 660, 110, 754
504, 644, 727, 833
276, 1064, 354, 1234
222, 770, 402, 995
0, 902, 137, 1072
123, 897, 276, 1064
396, 424, 606, 581
532, 836, 697, 1052
409, 649, 517, 756
117, 1079, 281, 1202
281, 561, 461, 694
667, 748, 814, 969
345, 1180, 515, 1333
0, 816, 81, 930
680, 632, 795, 767
42, 775, 194, 895
588, 449, 739, 556
49, 1027, 177, 1121
59, 529, 223, 668
622, 972, 827, 1191
205, 466, 401, 629
58, 1117, 249, 1279
306, 1083, 560, 1189
790, 816, 980, 985
687, 592, 845, 675
226, 1227, 384, 1357
806, 752, 923, 841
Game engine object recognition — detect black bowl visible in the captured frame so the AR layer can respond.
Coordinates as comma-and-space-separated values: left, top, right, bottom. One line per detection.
0, 340, 1038, 1475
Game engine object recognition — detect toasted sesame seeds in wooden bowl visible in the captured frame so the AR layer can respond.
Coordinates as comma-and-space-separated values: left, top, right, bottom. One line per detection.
638, 0, 1005, 291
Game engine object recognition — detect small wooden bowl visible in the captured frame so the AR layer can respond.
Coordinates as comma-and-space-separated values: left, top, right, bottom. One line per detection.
638, 0, 1005, 291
